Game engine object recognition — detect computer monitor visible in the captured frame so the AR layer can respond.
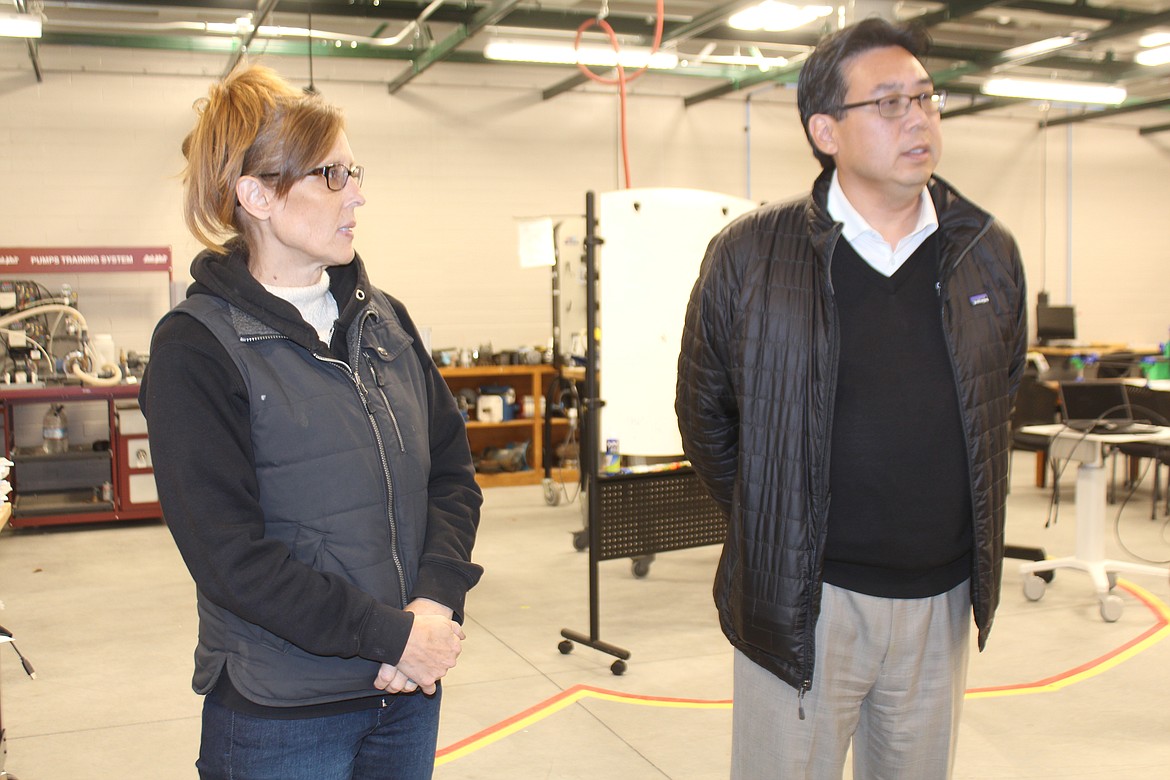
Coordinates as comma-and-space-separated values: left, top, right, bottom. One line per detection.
1035, 304, 1076, 344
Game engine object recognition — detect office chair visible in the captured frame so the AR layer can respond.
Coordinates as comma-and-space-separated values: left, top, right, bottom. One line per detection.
1010, 378, 1060, 489
1118, 384, 1170, 519
1005, 376, 1059, 581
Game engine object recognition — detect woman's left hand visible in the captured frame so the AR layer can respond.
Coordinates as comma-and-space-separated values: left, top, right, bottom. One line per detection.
371, 598, 458, 694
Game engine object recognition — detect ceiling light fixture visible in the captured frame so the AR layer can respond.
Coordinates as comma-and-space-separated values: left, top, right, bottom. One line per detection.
997, 35, 1079, 61
728, 2, 832, 33
0, 10, 42, 38
1138, 32, 1170, 48
982, 77, 1126, 104
1135, 45, 1170, 67
483, 39, 679, 69
686, 52, 789, 70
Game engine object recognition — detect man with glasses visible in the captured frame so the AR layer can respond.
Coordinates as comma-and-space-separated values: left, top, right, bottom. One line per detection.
676, 18, 1026, 778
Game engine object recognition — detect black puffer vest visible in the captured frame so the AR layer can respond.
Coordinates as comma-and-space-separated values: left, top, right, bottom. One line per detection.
175, 290, 433, 706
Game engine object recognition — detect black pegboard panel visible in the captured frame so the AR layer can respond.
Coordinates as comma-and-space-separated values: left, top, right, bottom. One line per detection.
595, 468, 727, 561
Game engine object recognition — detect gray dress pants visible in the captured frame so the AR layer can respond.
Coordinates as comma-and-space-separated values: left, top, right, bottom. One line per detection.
731, 580, 971, 780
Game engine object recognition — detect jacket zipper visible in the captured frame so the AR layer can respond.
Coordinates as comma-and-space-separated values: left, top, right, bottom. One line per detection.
936, 216, 995, 625
801, 224, 843, 718
313, 315, 409, 608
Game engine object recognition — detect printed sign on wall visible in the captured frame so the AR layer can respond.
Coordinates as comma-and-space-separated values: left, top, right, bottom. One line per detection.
0, 247, 172, 274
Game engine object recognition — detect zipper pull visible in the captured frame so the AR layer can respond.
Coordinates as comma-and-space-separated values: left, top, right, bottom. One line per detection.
353, 371, 372, 412
798, 680, 810, 720
364, 354, 386, 387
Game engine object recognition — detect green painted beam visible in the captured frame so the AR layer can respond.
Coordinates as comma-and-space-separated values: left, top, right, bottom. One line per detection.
386, 0, 521, 94
1041, 96, 1170, 128
1138, 121, 1170, 136
683, 54, 807, 107
36, 30, 487, 62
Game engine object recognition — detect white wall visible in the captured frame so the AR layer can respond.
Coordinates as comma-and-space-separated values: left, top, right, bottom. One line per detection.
2, 44, 1169, 354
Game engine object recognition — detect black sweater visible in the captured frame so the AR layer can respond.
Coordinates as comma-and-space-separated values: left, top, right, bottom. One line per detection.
823, 235, 973, 598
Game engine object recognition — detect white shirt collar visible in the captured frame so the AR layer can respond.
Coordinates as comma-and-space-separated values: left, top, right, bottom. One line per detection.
826, 170, 938, 277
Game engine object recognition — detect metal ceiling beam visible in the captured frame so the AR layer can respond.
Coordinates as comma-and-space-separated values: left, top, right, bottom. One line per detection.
223, 0, 280, 77
926, 6, 1170, 86
1138, 121, 1170, 136
16, 0, 43, 82
1000, 1, 1136, 23
942, 97, 1020, 118
1040, 96, 1170, 128
386, 0, 519, 94
1080, 8, 1170, 45
37, 29, 492, 62
681, 0, 1007, 107
910, 0, 1013, 27
928, 44, 1130, 78
684, 53, 807, 107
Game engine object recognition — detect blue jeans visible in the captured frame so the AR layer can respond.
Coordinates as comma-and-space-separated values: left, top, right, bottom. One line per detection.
197, 687, 442, 780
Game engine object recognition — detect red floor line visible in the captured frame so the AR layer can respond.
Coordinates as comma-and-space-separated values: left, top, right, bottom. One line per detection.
965, 581, 1168, 694
438, 580, 1169, 760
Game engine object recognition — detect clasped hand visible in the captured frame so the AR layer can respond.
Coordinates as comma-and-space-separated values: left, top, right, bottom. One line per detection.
373, 598, 464, 696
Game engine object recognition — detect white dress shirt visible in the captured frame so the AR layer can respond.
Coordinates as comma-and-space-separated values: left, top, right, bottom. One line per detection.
825, 170, 938, 277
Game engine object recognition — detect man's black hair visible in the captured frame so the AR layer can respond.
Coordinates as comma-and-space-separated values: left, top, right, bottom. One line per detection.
796, 18, 932, 170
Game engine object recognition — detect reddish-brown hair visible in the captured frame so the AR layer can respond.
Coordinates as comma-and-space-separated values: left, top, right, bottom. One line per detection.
181, 63, 345, 253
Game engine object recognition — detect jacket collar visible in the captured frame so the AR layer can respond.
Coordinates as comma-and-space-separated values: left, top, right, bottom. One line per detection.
187, 242, 376, 354
807, 168, 992, 276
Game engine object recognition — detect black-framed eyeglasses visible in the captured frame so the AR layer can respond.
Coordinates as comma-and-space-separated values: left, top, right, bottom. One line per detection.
836, 90, 947, 118
255, 163, 365, 191
308, 163, 364, 191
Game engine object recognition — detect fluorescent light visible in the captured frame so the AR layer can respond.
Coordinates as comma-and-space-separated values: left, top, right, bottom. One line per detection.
1135, 45, 1170, 67
998, 35, 1079, 61
0, 11, 42, 39
1138, 32, 1170, 48
982, 77, 1126, 105
687, 53, 789, 70
729, 2, 832, 33
483, 39, 679, 69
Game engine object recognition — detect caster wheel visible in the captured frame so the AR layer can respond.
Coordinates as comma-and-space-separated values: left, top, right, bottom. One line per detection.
558, 640, 574, 655
543, 480, 562, 506
1100, 595, 1124, 623
610, 659, 627, 676
572, 530, 588, 552
1023, 574, 1046, 602
1037, 569, 1054, 583
632, 558, 651, 578
1107, 572, 1118, 591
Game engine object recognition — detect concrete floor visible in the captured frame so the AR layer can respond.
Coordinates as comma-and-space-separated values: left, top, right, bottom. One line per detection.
1, 456, 1169, 778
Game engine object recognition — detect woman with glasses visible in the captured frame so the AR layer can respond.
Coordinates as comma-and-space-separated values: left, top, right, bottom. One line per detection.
140, 63, 483, 779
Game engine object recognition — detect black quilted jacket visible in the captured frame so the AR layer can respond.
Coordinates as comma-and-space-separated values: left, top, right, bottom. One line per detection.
676, 170, 1027, 695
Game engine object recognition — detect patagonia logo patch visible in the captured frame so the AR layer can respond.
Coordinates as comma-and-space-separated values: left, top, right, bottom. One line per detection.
969, 293, 990, 306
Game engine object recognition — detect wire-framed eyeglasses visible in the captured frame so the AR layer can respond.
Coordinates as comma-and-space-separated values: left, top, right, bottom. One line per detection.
256, 163, 365, 191
837, 90, 947, 118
